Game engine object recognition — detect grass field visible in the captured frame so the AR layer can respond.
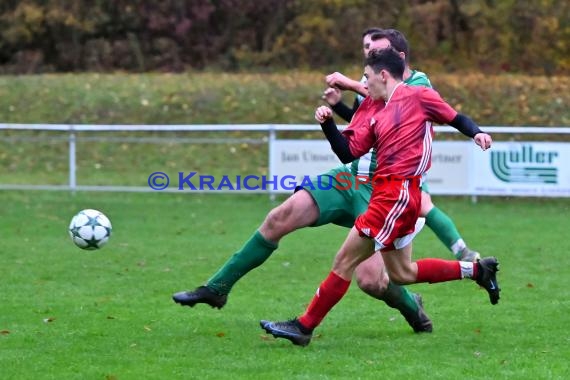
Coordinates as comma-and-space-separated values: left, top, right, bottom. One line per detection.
0, 190, 568, 379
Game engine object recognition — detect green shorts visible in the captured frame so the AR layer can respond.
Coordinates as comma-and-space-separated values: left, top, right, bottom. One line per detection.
296, 166, 372, 228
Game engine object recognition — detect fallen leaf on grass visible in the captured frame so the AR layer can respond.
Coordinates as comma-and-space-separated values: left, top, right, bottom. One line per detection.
1, 330, 10, 335
43, 317, 56, 323
216, 332, 225, 337
143, 326, 152, 331
527, 283, 534, 288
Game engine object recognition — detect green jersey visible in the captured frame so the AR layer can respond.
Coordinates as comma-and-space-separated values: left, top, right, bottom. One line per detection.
348, 70, 432, 178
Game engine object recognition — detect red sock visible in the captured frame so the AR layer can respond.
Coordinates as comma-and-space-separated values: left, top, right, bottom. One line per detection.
416, 259, 462, 283
298, 272, 350, 330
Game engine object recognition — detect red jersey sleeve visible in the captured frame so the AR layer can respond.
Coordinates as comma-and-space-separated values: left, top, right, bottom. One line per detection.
418, 87, 457, 124
340, 97, 380, 158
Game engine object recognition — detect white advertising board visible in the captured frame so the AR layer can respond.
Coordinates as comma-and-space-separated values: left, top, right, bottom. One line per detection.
269, 139, 570, 196
269, 140, 343, 192
424, 141, 471, 194
471, 142, 570, 197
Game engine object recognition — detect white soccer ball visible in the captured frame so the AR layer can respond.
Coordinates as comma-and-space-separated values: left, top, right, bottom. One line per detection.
68, 209, 112, 250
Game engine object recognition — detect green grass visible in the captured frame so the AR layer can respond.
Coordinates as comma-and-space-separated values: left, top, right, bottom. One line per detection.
0, 191, 568, 379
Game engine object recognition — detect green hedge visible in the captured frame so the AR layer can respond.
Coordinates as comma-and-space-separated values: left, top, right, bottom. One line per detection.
0, 72, 568, 126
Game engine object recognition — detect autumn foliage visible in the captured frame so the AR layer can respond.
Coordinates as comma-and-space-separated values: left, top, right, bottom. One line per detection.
0, 0, 568, 75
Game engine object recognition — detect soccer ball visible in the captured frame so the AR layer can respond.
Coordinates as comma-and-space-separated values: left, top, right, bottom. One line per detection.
68, 209, 112, 250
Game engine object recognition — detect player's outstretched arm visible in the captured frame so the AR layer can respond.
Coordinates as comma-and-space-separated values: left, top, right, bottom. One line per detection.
315, 106, 357, 164
448, 113, 492, 150
326, 72, 368, 97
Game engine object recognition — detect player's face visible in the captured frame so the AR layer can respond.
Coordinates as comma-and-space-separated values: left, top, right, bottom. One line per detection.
362, 34, 375, 57
363, 65, 387, 101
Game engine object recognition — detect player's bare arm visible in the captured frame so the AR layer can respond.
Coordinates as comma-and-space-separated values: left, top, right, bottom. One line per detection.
326, 72, 368, 97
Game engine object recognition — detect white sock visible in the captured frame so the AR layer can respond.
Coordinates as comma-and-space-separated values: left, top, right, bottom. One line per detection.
459, 261, 474, 279
451, 238, 467, 255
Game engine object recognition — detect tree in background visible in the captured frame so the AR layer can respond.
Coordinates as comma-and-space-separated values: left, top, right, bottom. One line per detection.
0, 0, 568, 74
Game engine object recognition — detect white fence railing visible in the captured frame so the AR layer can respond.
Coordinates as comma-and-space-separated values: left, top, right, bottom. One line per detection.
1, 124, 570, 197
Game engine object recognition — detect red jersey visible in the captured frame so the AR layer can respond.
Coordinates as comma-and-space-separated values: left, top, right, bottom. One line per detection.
342, 84, 457, 178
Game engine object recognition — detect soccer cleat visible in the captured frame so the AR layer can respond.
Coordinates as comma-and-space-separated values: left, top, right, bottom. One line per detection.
172, 286, 227, 309
402, 293, 433, 333
475, 257, 500, 305
260, 319, 313, 347
459, 247, 481, 262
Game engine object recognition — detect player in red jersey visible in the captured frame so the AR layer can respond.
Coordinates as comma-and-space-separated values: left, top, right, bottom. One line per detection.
260, 48, 500, 346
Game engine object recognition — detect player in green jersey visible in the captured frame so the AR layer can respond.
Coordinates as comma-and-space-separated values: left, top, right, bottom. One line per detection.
172, 27, 432, 333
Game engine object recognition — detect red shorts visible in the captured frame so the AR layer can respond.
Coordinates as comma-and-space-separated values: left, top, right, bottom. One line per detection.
355, 176, 421, 252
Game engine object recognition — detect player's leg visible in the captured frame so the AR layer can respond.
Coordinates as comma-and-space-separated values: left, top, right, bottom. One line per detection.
355, 252, 432, 332
172, 189, 320, 308
172, 168, 353, 308
352, 182, 432, 332
420, 183, 480, 261
380, 244, 500, 305
208, 189, 320, 290
261, 226, 374, 346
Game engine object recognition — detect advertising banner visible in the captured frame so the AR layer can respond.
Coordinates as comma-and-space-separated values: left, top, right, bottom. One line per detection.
424, 141, 471, 194
269, 139, 570, 196
269, 140, 343, 192
471, 142, 570, 197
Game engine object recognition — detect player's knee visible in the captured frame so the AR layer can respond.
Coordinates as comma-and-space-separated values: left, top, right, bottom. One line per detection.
355, 269, 388, 295
263, 205, 290, 231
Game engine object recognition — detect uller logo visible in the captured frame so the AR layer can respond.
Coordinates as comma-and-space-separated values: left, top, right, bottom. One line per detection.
490, 144, 558, 184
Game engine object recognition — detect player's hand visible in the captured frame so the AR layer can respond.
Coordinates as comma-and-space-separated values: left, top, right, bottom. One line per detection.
315, 106, 333, 123
322, 87, 342, 106
474, 133, 492, 151
326, 72, 354, 90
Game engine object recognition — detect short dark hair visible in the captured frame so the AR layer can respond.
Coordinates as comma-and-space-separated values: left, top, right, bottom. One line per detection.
362, 27, 383, 38
370, 29, 410, 63
365, 48, 405, 80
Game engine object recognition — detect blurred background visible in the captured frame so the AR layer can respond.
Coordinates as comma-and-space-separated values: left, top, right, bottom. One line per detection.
0, 1, 568, 189
0, 0, 568, 75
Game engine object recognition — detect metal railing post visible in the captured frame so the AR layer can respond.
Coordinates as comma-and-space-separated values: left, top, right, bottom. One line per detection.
69, 125, 77, 191
268, 125, 276, 201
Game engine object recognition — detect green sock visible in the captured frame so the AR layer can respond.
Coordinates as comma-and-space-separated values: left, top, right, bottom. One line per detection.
206, 230, 278, 295
380, 281, 418, 314
425, 207, 465, 257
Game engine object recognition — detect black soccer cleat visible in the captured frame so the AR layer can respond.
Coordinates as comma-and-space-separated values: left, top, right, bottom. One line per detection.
475, 257, 501, 305
260, 319, 313, 347
402, 293, 433, 333
172, 286, 227, 309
